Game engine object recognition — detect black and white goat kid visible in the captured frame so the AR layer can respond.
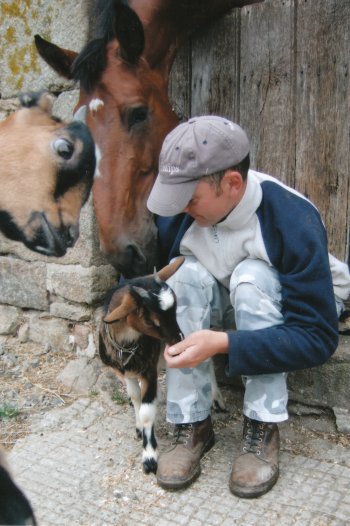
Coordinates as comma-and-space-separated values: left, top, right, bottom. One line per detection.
99, 257, 184, 474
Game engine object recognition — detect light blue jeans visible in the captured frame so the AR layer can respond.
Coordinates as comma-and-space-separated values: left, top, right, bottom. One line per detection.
166, 256, 343, 424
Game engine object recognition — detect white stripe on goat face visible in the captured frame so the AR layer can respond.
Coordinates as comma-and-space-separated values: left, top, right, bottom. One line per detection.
158, 287, 175, 311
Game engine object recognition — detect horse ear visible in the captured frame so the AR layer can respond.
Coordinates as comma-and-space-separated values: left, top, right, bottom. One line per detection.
34, 35, 78, 79
103, 293, 136, 323
112, 2, 145, 64
157, 256, 185, 282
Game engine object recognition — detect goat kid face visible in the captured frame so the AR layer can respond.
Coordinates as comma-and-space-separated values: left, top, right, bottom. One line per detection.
104, 281, 183, 345
103, 256, 185, 345
0, 91, 96, 256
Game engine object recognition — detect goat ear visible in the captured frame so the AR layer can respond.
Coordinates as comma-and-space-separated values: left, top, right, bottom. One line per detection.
103, 293, 136, 323
157, 256, 185, 282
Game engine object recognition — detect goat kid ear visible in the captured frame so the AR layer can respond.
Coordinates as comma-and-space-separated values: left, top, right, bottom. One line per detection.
103, 293, 136, 323
157, 256, 185, 282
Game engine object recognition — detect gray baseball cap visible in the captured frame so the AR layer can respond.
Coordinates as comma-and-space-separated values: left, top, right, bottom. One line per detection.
147, 115, 250, 216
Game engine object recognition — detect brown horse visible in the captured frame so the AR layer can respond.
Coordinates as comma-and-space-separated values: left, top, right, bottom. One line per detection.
0, 91, 95, 257
35, 0, 262, 276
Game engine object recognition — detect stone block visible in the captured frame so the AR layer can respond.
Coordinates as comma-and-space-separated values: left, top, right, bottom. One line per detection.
0, 305, 22, 335
47, 263, 118, 305
49, 301, 93, 322
0, 256, 48, 310
57, 357, 103, 394
287, 336, 350, 410
53, 90, 80, 121
26, 312, 71, 351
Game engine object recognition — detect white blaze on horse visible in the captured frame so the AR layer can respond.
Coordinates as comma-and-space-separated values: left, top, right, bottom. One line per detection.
0, 91, 95, 257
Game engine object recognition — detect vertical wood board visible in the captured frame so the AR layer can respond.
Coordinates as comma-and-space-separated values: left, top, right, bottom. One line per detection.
168, 0, 349, 262
295, 0, 350, 259
240, 0, 295, 186
190, 10, 240, 119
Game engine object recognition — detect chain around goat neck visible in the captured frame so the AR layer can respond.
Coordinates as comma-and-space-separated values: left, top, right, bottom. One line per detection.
105, 325, 140, 367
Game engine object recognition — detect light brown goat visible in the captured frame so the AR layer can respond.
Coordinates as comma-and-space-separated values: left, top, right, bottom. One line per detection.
0, 91, 95, 256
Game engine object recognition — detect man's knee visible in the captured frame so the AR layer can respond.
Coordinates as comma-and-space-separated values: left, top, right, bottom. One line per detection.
230, 259, 283, 330
231, 259, 281, 297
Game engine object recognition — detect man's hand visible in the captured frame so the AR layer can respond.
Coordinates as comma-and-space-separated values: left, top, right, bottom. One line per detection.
164, 329, 229, 368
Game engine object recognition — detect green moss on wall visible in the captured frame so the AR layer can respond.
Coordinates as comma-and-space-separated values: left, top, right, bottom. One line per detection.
1, 0, 52, 92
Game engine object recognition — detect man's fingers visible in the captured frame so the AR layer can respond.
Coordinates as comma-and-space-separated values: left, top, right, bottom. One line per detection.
167, 344, 184, 356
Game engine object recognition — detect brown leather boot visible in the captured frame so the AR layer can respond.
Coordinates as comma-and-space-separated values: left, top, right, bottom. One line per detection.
156, 415, 215, 490
229, 417, 280, 498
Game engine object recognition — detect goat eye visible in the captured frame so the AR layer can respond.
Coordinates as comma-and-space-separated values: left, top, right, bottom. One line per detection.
144, 316, 160, 328
126, 106, 148, 130
53, 138, 74, 160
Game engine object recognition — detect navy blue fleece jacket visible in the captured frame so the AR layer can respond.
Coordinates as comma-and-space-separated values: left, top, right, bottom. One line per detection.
156, 170, 350, 376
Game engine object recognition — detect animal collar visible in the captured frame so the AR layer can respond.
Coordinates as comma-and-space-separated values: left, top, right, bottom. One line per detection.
105, 325, 140, 367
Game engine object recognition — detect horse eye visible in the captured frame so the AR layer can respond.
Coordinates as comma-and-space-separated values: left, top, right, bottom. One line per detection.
53, 138, 74, 160
126, 106, 148, 130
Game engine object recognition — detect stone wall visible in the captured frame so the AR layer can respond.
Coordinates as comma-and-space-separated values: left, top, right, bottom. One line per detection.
0, 1, 117, 353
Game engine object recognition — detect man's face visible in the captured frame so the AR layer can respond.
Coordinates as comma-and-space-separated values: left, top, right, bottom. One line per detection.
183, 171, 245, 227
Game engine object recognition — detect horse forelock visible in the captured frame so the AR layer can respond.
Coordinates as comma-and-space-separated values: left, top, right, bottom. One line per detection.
72, 38, 108, 93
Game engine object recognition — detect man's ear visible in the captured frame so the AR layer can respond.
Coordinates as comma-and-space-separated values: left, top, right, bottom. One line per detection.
222, 170, 244, 194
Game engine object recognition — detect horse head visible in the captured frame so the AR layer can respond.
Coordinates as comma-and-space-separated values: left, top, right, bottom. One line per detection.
0, 91, 95, 257
36, 1, 179, 276
35, 0, 262, 276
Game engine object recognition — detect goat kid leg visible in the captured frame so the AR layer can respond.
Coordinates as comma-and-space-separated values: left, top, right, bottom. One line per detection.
139, 375, 158, 474
210, 359, 226, 412
125, 377, 142, 438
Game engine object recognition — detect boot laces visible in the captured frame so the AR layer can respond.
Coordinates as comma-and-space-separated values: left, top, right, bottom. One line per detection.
172, 423, 192, 445
242, 419, 265, 455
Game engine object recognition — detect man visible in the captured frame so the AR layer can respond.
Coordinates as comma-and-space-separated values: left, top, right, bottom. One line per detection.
147, 116, 350, 498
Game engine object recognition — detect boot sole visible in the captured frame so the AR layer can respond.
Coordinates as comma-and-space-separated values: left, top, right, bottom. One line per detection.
157, 431, 215, 491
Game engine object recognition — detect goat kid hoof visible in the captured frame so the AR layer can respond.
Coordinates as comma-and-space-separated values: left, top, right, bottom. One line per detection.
143, 458, 158, 475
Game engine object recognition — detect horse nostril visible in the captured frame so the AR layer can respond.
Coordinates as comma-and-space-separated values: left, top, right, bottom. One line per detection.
53, 138, 74, 160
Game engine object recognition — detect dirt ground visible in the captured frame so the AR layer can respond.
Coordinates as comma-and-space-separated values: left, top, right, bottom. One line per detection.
1, 334, 350, 464
0, 336, 80, 452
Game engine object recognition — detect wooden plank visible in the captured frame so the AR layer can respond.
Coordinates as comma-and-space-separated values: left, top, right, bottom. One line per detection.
239, 0, 295, 186
168, 42, 191, 122
190, 9, 240, 119
296, 0, 350, 261
168, 0, 349, 262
